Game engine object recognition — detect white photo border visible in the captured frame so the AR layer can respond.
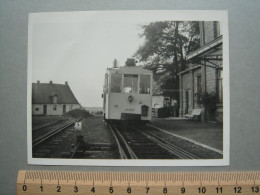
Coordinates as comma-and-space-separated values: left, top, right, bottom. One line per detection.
27, 10, 230, 166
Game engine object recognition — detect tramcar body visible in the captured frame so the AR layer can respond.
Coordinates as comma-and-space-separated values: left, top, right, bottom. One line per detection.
103, 66, 153, 124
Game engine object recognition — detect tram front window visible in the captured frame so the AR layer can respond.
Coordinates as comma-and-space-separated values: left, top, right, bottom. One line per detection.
123, 74, 138, 93
110, 73, 122, 93
139, 75, 151, 94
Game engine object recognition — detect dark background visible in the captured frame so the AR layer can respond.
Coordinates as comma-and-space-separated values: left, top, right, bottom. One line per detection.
0, 0, 260, 194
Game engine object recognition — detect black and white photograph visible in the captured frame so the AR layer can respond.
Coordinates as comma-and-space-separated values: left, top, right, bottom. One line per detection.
27, 10, 229, 166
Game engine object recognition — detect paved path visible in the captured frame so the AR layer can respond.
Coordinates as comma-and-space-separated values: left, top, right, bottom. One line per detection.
150, 118, 223, 151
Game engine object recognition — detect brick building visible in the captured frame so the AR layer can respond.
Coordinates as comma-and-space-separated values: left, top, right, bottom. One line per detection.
32, 81, 81, 115
178, 21, 223, 122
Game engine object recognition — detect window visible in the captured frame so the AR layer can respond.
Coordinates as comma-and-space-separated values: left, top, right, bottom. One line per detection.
196, 75, 202, 105
163, 97, 170, 107
197, 75, 202, 95
110, 73, 122, 93
53, 105, 57, 111
139, 75, 151, 94
214, 21, 222, 38
218, 70, 223, 102
123, 74, 138, 93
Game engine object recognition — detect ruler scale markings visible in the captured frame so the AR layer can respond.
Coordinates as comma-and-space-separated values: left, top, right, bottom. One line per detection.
64, 171, 67, 181
27, 171, 31, 180
47, 171, 50, 181
51, 171, 54, 181
70, 171, 73, 181
54, 171, 57, 181
17, 171, 260, 194
56, 171, 59, 181
102, 173, 108, 181
83, 172, 86, 182
34, 171, 37, 181
81, 172, 84, 182
67, 171, 70, 181
104, 172, 107, 182
31, 171, 34, 181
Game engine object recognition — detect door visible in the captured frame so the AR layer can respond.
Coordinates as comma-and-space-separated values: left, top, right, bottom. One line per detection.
43, 105, 47, 115
185, 90, 189, 114
63, 105, 66, 114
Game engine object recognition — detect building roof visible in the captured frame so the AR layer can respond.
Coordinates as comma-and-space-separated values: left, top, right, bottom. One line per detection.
32, 82, 79, 104
186, 35, 222, 60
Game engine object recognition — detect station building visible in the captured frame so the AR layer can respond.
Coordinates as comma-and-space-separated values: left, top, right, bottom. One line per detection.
178, 21, 223, 122
152, 95, 171, 109
32, 81, 81, 116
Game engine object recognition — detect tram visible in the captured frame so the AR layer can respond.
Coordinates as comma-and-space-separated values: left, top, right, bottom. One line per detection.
102, 60, 153, 125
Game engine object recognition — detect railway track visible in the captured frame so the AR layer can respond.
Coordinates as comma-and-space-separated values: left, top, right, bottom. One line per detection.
32, 118, 82, 148
135, 127, 199, 159
110, 123, 198, 159
109, 124, 138, 159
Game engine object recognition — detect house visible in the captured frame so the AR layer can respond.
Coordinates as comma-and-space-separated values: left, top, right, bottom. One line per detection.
178, 21, 223, 122
152, 95, 178, 117
152, 95, 171, 109
32, 81, 81, 115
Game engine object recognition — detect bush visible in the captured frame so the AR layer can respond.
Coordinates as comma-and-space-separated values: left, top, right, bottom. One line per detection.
63, 109, 92, 118
195, 92, 217, 111
196, 92, 217, 120
200, 92, 217, 113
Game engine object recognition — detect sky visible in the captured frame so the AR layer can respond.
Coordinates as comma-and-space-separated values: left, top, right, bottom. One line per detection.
29, 11, 226, 107
30, 12, 152, 107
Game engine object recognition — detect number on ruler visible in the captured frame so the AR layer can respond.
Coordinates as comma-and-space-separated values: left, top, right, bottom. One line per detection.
216, 187, 223, 193
109, 186, 114, 193
181, 187, 185, 194
252, 186, 259, 193
22, 185, 27, 191
163, 187, 167, 194
234, 187, 242, 193
198, 187, 206, 193
127, 187, 131, 193
91, 187, 95, 193
146, 187, 150, 194
57, 185, 61, 192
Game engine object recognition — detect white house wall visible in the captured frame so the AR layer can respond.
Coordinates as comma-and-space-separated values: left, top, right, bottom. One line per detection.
152, 96, 164, 108
32, 104, 81, 116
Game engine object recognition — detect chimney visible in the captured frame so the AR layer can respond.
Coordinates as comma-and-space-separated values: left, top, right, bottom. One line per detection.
49, 81, 52, 84
65, 81, 68, 85
37, 80, 40, 84
113, 59, 118, 68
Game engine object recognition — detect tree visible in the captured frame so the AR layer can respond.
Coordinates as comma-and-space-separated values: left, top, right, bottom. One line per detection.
134, 21, 200, 101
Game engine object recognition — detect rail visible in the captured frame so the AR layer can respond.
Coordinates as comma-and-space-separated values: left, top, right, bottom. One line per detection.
109, 124, 138, 159
32, 118, 82, 148
137, 128, 199, 159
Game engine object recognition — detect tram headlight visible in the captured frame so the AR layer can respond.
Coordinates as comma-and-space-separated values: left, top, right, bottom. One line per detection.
128, 95, 134, 103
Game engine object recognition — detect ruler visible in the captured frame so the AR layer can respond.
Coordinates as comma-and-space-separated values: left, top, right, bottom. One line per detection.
17, 170, 259, 195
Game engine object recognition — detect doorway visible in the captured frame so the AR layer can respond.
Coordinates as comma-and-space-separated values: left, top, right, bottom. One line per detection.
63, 105, 66, 114
43, 105, 47, 115
185, 90, 189, 114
